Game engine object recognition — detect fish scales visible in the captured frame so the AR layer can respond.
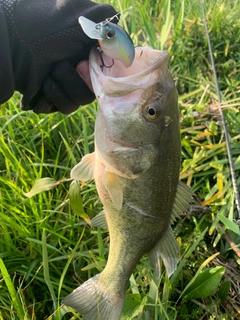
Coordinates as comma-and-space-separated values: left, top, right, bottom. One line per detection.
63, 46, 193, 319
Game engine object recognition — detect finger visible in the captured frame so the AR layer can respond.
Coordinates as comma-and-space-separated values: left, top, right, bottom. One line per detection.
25, 76, 80, 114
25, 61, 96, 114
28, 94, 56, 114
28, 77, 78, 114
51, 60, 95, 106
42, 77, 80, 114
76, 60, 93, 92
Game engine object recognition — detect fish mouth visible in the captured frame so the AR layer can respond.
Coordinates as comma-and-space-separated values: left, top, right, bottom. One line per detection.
89, 46, 169, 98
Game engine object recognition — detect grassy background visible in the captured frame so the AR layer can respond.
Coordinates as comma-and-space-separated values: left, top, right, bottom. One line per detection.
0, 0, 240, 319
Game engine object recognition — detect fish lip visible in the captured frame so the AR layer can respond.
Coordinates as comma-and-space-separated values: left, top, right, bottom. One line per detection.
90, 46, 169, 79
89, 46, 169, 98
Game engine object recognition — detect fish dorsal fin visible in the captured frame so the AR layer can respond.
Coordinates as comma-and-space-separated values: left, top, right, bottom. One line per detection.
70, 152, 95, 181
103, 170, 123, 210
147, 226, 178, 279
170, 181, 194, 223
91, 210, 108, 230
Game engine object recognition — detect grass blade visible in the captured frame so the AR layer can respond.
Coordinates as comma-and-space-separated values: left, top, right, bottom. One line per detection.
42, 229, 58, 314
0, 258, 30, 320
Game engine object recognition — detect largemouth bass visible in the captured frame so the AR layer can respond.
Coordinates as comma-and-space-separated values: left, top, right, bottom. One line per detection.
63, 46, 193, 319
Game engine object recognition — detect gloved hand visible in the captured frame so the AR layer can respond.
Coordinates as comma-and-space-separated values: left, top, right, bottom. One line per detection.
0, 0, 118, 113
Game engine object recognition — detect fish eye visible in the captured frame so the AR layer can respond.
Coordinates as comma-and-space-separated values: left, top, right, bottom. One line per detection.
144, 102, 162, 120
148, 107, 156, 117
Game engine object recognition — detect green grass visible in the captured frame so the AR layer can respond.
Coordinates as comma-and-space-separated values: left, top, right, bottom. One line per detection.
1, 0, 240, 319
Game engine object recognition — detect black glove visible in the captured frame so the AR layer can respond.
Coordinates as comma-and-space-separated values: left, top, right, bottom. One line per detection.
0, 0, 118, 113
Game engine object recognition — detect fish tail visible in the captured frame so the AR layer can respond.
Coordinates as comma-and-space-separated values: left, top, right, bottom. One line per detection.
62, 274, 124, 320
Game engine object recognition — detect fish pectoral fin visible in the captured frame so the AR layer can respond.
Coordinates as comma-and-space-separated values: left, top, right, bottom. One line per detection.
91, 210, 108, 230
103, 170, 123, 210
70, 152, 95, 181
110, 145, 157, 178
170, 181, 195, 223
147, 226, 178, 279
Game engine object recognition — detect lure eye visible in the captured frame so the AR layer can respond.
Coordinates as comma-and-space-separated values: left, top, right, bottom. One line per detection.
106, 29, 115, 39
100, 25, 116, 40
144, 102, 162, 120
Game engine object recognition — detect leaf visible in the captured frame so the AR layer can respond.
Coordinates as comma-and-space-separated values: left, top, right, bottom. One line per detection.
179, 252, 220, 301
183, 266, 225, 300
218, 280, 231, 301
130, 296, 148, 319
218, 214, 240, 235
69, 180, 91, 225
171, 227, 208, 286
121, 294, 143, 320
23, 177, 57, 198
81, 261, 106, 271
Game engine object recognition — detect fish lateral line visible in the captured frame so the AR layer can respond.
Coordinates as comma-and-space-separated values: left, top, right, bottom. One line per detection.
124, 202, 162, 220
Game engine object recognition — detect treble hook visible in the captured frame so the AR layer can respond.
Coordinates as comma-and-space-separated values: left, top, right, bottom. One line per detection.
97, 47, 114, 71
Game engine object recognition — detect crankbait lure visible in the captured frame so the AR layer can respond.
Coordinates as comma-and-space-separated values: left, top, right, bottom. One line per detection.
79, 16, 135, 68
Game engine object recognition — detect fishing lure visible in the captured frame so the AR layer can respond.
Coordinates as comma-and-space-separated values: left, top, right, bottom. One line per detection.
79, 16, 135, 68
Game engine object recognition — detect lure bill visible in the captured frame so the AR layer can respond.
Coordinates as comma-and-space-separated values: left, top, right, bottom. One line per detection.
79, 16, 135, 68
